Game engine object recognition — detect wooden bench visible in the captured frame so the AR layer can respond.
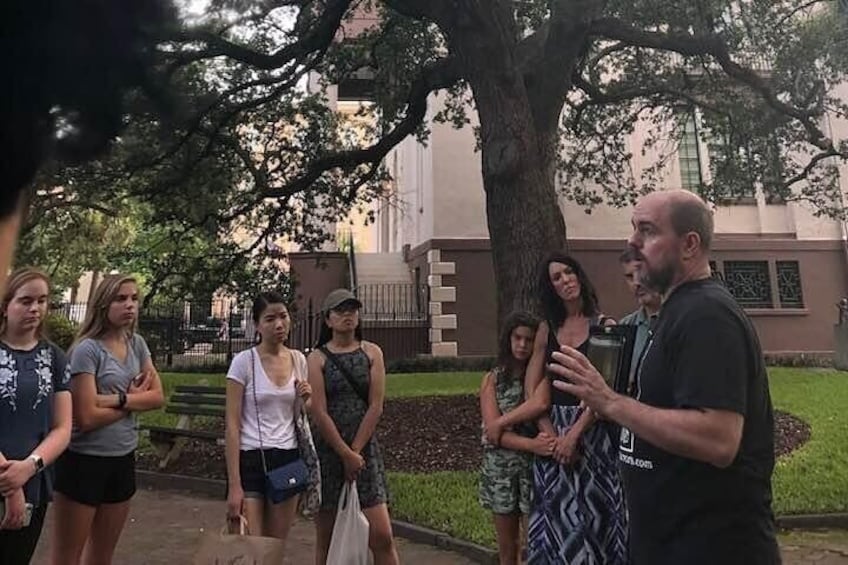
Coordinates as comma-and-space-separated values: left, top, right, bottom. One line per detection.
142, 385, 226, 470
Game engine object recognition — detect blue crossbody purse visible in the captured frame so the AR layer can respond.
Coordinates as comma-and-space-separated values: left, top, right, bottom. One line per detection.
249, 349, 308, 504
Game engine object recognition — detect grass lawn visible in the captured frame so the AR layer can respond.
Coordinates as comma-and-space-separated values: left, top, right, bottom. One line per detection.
143, 371, 481, 429
768, 368, 848, 516
385, 368, 848, 548
147, 368, 848, 549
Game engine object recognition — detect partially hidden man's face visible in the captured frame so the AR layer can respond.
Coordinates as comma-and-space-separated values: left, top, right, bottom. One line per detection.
628, 197, 681, 295
622, 260, 661, 309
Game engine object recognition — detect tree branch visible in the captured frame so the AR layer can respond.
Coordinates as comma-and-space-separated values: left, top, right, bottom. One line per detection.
166, 0, 351, 70
782, 147, 843, 190
33, 200, 117, 217
590, 17, 835, 151
524, 1, 589, 129
776, 0, 830, 28
571, 73, 730, 119
260, 56, 462, 198
591, 18, 728, 56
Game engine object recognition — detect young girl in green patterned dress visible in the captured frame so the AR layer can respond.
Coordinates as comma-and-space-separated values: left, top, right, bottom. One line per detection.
479, 311, 556, 565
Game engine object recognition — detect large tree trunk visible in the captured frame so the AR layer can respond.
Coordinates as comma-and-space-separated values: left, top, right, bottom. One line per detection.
482, 127, 566, 323
444, 3, 571, 324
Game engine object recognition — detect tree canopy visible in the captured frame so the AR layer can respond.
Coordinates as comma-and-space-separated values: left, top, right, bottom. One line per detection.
32, 0, 848, 317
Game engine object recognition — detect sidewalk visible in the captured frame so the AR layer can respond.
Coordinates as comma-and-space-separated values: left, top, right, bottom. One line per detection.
30, 486, 848, 564
781, 529, 848, 565
32, 488, 477, 564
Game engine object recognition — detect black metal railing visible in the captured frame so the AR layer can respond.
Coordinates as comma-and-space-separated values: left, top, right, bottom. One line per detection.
51, 291, 429, 370
355, 283, 429, 319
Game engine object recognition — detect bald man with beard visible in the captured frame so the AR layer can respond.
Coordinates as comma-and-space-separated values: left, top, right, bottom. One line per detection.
550, 190, 780, 564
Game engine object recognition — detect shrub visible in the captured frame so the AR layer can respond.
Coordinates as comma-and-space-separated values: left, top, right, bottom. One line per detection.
764, 352, 833, 368
386, 355, 497, 374
44, 313, 78, 351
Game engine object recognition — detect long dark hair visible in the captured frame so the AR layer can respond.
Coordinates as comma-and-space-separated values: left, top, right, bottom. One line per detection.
538, 252, 599, 328
496, 310, 540, 370
315, 310, 364, 349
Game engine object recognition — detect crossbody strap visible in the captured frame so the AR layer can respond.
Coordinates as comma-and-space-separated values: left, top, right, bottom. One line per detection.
249, 348, 300, 474
248, 348, 268, 474
319, 346, 369, 406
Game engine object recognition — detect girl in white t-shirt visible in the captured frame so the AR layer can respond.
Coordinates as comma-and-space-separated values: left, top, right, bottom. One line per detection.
225, 292, 311, 544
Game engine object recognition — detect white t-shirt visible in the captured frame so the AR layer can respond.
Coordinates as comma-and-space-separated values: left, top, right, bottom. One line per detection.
226, 348, 307, 450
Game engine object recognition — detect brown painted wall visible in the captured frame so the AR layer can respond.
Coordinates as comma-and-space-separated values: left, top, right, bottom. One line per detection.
711, 247, 848, 353
362, 320, 429, 362
416, 238, 848, 356
441, 249, 498, 356
288, 252, 349, 315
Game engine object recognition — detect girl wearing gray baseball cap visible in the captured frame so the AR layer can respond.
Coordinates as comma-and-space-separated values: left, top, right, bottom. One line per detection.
307, 289, 398, 565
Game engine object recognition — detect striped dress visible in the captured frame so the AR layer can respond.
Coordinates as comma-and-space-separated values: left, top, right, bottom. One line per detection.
527, 319, 628, 564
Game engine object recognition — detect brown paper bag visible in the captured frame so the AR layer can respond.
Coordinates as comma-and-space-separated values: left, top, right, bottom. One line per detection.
193, 517, 286, 565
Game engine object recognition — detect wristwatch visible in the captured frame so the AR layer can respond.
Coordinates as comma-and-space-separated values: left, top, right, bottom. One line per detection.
118, 390, 127, 409
28, 453, 44, 474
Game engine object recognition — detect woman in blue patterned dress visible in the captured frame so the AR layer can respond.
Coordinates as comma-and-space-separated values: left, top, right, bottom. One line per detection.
487, 253, 628, 564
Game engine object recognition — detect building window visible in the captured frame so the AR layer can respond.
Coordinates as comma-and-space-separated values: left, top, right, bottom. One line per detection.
723, 261, 773, 309
776, 261, 804, 308
338, 67, 376, 102
679, 110, 768, 203
678, 113, 702, 191
703, 123, 757, 202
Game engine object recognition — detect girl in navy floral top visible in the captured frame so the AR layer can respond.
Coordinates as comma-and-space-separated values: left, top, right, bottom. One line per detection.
0, 268, 72, 564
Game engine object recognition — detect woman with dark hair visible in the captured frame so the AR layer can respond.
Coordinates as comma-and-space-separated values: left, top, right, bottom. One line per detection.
307, 289, 398, 565
487, 253, 628, 564
224, 292, 314, 552
479, 311, 555, 565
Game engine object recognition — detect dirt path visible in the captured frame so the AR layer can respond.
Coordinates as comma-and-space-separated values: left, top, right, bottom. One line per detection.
32, 488, 477, 564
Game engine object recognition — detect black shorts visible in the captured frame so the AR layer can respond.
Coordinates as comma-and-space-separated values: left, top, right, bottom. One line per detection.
238, 448, 299, 498
54, 450, 136, 506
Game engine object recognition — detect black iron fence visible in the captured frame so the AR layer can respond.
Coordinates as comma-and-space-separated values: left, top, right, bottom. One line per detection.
52, 289, 430, 371
356, 283, 429, 319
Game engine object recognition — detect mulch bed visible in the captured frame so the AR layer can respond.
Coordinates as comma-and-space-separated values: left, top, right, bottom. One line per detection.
137, 395, 811, 478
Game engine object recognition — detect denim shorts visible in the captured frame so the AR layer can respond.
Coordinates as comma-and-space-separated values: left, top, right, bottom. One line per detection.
238, 448, 299, 498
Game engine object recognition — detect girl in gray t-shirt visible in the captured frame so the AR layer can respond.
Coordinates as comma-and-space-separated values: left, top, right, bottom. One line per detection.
52, 274, 165, 565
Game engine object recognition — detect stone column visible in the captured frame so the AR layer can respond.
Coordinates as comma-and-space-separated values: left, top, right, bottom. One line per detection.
835, 324, 848, 371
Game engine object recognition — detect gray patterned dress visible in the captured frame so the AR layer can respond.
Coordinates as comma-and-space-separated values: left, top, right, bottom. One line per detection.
479, 366, 533, 515
314, 347, 389, 510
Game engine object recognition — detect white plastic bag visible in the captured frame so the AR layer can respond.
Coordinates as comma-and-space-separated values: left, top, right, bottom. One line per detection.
326, 481, 370, 565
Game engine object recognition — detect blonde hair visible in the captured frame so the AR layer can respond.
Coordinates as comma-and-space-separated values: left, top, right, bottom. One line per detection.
74, 274, 140, 348
0, 267, 51, 339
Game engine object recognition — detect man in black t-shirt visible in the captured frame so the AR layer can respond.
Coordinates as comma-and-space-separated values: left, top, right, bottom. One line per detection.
549, 189, 780, 564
